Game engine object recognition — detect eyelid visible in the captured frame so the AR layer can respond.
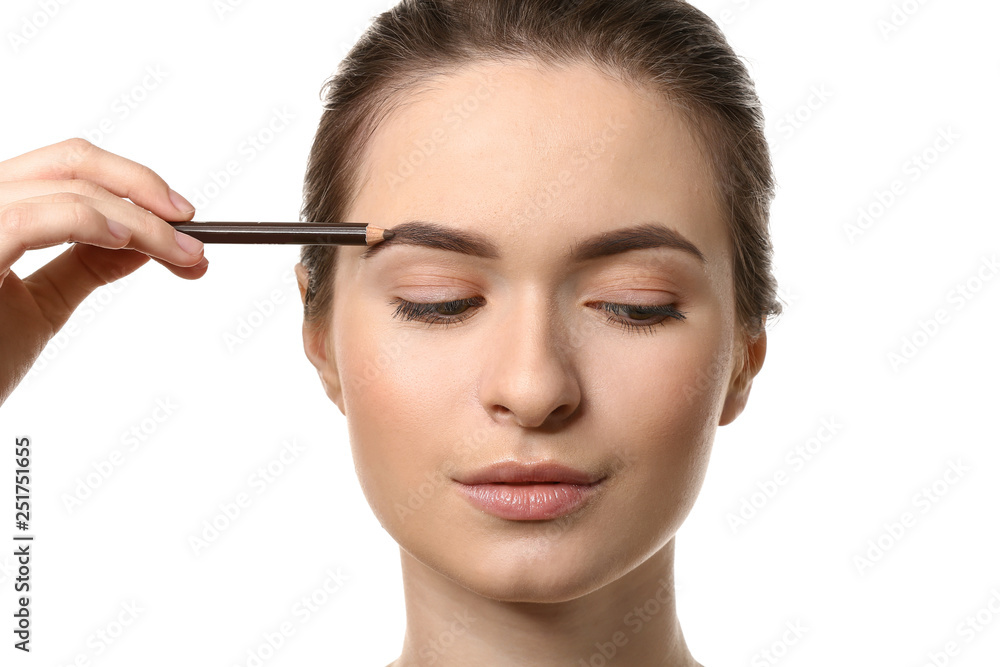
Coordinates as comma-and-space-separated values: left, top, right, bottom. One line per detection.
588, 288, 684, 308
387, 296, 686, 335
384, 271, 485, 292
392, 287, 482, 303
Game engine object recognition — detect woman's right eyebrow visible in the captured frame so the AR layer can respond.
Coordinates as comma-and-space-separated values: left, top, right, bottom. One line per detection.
360, 219, 705, 265
360, 220, 500, 260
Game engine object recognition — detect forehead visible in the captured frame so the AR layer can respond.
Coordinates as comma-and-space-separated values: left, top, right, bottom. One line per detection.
345, 59, 730, 271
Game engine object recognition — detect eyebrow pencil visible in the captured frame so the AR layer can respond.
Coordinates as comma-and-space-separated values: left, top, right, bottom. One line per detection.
166, 221, 395, 246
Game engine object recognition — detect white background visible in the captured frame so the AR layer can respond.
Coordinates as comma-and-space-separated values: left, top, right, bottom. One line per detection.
1, 0, 998, 665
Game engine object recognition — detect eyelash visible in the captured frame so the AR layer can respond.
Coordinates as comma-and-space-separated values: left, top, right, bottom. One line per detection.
388, 297, 686, 335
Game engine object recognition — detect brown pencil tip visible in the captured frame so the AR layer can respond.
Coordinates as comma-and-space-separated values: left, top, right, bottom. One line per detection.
366, 225, 395, 245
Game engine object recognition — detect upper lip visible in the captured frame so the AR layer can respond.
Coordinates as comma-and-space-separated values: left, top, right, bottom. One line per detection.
454, 460, 604, 485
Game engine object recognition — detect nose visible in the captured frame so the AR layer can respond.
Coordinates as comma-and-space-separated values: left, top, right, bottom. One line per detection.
478, 291, 582, 429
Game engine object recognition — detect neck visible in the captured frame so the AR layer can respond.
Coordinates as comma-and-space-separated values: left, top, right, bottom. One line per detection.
389, 539, 700, 667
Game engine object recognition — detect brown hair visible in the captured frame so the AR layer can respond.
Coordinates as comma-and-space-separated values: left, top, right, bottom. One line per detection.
299, 0, 781, 342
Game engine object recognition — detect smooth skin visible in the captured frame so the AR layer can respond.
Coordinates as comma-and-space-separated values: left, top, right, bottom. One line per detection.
297, 61, 766, 666
0, 60, 766, 665
0, 138, 208, 406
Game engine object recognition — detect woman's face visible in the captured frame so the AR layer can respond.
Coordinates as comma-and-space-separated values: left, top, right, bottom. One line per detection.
300, 61, 763, 602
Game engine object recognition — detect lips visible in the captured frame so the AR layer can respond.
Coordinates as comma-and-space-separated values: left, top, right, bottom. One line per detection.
453, 460, 605, 521
453, 460, 604, 486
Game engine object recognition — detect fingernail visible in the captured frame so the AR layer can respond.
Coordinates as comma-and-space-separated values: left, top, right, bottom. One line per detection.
107, 219, 131, 240
168, 188, 196, 214
194, 256, 209, 270
175, 229, 204, 256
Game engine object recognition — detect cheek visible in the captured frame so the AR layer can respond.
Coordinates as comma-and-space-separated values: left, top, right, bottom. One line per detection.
332, 305, 469, 528
590, 300, 733, 429
592, 309, 733, 522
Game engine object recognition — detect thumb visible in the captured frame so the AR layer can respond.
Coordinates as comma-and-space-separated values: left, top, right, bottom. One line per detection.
22, 243, 149, 333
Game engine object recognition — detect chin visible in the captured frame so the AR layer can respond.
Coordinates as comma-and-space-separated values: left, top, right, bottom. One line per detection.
424, 527, 639, 604
458, 563, 608, 604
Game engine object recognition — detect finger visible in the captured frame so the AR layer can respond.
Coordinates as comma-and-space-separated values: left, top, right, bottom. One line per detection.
21, 245, 209, 334
0, 178, 122, 208
0, 200, 133, 271
21, 247, 208, 336
3, 192, 205, 269
21, 245, 151, 333
0, 138, 196, 223
149, 253, 210, 280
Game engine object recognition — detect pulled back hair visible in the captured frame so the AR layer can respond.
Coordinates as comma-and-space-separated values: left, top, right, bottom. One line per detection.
300, 0, 781, 341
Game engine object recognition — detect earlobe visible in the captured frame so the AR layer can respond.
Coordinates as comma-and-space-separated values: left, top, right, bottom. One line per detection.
295, 262, 346, 415
302, 324, 346, 415
719, 328, 767, 426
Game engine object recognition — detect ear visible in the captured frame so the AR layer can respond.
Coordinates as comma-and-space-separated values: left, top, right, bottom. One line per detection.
295, 263, 345, 415
719, 327, 767, 426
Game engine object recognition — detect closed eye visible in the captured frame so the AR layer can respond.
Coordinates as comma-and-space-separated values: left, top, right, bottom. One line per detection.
387, 297, 686, 334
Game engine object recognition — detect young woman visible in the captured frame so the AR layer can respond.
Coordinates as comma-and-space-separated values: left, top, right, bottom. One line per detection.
1, 1, 780, 664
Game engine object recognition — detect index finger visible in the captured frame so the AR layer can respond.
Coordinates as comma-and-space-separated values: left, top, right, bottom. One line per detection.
0, 138, 196, 223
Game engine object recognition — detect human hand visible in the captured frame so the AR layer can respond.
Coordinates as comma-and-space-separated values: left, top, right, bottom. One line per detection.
0, 138, 208, 406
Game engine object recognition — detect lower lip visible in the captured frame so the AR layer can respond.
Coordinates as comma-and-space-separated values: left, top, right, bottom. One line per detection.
456, 481, 603, 520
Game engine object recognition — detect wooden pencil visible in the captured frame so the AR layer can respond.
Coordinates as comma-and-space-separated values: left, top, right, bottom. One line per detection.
167, 221, 394, 245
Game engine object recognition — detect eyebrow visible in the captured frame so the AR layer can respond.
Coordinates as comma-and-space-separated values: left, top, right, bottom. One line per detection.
359, 220, 706, 264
